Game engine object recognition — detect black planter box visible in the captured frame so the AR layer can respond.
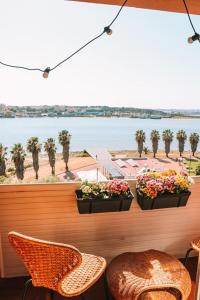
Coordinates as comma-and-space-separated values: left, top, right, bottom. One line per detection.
91, 198, 121, 213
137, 189, 191, 210
178, 190, 191, 207
77, 198, 92, 214
120, 195, 133, 211
75, 190, 134, 214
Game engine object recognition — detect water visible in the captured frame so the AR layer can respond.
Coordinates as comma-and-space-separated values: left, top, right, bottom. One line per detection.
0, 117, 200, 152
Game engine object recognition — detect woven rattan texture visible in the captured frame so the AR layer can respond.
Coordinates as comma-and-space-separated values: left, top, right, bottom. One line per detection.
59, 253, 106, 296
8, 231, 106, 297
107, 250, 191, 300
139, 288, 182, 300
8, 232, 82, 291
191, 238, 200, 252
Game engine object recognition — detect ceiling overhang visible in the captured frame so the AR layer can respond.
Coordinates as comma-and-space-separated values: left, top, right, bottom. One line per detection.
70, 0, 200, 15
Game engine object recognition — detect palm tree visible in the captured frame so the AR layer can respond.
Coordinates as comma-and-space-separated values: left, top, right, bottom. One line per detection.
0, 144, 7, 176
44, 138, 56, 175
162, 129, 173, 158
11, 144, 26, 180
135, 130, 146, 158
189, 132, 199, 156
58, 130, 71, 172
27, 137, 41, 179
150, 130, 160, 158
176, 130, 187, 157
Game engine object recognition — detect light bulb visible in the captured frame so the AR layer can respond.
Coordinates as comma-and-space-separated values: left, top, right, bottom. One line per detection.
188, 37, 193, 43
104, 26, 113, 35
187, 33, 200, 44
43, 67, 50, 78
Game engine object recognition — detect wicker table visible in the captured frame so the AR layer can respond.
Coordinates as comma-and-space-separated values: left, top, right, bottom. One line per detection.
106, 250, 191, 300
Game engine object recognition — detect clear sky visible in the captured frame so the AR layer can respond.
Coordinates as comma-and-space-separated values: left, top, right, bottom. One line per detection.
1, 0, 200, 109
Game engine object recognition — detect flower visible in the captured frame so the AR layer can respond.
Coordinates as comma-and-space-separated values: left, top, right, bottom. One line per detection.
79, 181, 107, 199
106, 179, 129, 195
174, 175, 190, 192
161, 169, 177, 176
81, 185, 92, 194
79, 179, 131, 199
136, 169, 192, 199
188, 176, 195, 185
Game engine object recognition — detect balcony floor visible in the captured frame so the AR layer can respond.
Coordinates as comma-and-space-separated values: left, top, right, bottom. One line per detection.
0, 257, 197, 300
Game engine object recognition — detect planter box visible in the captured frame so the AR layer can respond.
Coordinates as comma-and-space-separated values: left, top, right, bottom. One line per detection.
178, 190, 191, 207
137, 190, 191, 210
75, 190, 134, 214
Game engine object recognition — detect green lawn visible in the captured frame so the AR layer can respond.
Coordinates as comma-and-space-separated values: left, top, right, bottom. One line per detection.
183, 158, 200, 175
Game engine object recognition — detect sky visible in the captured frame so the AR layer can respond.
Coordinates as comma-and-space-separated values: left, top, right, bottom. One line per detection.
1, 0, 200, 109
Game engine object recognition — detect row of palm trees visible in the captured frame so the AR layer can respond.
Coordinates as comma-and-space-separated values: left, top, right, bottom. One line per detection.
0, 128, 199, 180
0, 130, 71, 180
135, 129, 199, 158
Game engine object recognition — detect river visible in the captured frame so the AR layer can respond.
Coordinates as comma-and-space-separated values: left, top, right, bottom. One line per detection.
0, 117, 199, 152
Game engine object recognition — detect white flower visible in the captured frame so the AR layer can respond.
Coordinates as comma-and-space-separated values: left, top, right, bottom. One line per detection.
188, 176, 195, 185
82, 186, 92, 193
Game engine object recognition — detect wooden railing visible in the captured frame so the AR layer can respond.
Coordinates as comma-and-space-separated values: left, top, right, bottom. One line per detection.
0, 178, 200, 278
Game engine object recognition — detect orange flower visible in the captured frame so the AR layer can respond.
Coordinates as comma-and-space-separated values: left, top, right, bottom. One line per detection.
161, 169, 177, 176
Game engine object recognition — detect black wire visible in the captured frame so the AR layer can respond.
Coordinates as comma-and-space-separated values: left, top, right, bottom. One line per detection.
182, 0, 197, 34
51, 31, 105, 71
108, 0, 128, 27
0, 61, 43, 72
52, 0, 128, 71
0, 0, 128, 74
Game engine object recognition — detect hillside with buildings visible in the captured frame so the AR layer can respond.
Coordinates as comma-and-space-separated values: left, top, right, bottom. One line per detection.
0, 104, 180, 119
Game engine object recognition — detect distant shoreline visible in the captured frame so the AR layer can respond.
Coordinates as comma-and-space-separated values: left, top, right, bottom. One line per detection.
171, 115, 200, 119
2, 104, 200, 119
1, 115, 200, 119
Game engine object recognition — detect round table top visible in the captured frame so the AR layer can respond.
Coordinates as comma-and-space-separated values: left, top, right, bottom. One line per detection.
106, 250, 191, 300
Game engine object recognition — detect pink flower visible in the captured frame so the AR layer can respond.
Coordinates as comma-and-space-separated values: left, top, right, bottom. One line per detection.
106, 179, 129, 195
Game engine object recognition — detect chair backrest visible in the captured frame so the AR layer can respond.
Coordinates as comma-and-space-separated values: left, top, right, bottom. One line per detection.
8, 231, 82, 291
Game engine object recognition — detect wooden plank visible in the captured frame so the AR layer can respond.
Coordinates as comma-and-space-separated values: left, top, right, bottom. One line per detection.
0, 210, 199, 231
0, 183, 78, 193
0, 198, 74, 205
0, 191, 76, 199
0, 204, 198, 222
0, 200, 75, 209
0, 201, 76, 216
2, 217, 200, 237
0, 203, 199, 222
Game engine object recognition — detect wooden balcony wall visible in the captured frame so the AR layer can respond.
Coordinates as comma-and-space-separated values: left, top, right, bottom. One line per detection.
0, 177, 200, 278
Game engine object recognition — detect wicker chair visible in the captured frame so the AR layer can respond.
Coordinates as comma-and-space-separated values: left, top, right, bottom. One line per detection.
8, 231, 106, 300
107, 250, 191, 300
185, 238, 200, 300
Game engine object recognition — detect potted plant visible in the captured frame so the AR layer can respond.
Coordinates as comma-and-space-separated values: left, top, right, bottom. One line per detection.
136, 169, 192, 210
75, 179, 134, 214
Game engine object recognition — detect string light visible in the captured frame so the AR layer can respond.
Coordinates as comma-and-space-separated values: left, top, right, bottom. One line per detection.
43, 67, 50, 78
104, 26, 113, 35
182, 0, 200, 44
188, 33, 200, 44
1, 0, 197, 78
0, 0, 127, 78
